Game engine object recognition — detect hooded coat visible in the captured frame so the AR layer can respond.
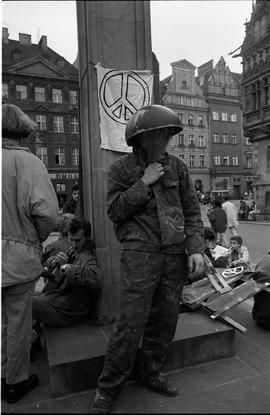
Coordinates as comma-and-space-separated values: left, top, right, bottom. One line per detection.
2, 140, 59, 287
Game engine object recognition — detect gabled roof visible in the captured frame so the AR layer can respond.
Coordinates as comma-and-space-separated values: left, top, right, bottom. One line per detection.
6, 55, 74, 80
2, 38, 78, 79
170, 59, 196, 70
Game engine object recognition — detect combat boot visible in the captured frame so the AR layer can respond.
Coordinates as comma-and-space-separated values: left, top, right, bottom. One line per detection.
137, 373, 179, 397
90, 390, 113, 414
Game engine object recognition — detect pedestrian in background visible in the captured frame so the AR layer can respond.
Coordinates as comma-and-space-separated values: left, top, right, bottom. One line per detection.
1, 104, 58, 403
222, 194, 239, 236
209, 199, 228, 247
62, 183, 80, 215
91, 105, 205, 413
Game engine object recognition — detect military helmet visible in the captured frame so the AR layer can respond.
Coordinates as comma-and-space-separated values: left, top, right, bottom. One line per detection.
125, 104, 182, 146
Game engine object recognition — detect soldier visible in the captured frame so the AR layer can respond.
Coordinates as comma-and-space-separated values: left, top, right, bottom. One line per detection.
90, 105, 205, 413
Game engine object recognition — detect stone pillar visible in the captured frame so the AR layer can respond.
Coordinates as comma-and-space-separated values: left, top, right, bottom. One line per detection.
76, 1, 152, 324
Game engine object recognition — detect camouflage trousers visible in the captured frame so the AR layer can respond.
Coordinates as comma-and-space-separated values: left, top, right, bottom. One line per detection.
97, 250, 189, 398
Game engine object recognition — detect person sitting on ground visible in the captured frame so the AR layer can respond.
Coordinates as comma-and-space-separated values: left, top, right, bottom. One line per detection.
62, 183, 80, 215
248, 201, 258, 221
228, 235, 251, 270
208, 199, 228, 247
32, 217, 101, 332
204, 227, 230, 268
251, 253, 270, 330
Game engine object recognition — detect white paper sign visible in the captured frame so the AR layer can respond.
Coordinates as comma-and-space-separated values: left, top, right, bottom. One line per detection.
96, 64, 153, 152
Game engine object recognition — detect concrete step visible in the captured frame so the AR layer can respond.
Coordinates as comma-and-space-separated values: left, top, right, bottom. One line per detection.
45, 309, 235, 398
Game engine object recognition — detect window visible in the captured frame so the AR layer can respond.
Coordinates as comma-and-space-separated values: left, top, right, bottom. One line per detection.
187, 97, 194, 106
56, 183, 66, 193
35, 87, 45, 102
54, 146, 65, 165
263, 75, 270, 106
245, 136, 252, 145
72, 147, 79, 165
212, 111, 219, 120
189, 155, 195, 167
267, 146, 270, 169
223, 155, 229, 166
70, 115, 79, 133
179, 154, 185, 161
232, 156, 239, 166
53, 116, 64, 133
246, 154, 252, 168
174, 134, 184, 147
214, 155, 221, 165
2, 83, 8, 98
16, 85, 27, 100
221, 112, 228, 121
52, 88, 63, 103
188, 114, 194, 125
199, 155, 205, 167
213, 133, 219, 143
182, 80, 187, 89
198, 115, 203, 126
230, 113, 237, 122
251, 81, 261, 110
222, 133, 228, 144
231, 134, 237, 144
198, 135, 204, 147
178, 112, 184, 124
188, 134, 194, 145
36, 115, 47, 131
69, 90, 78, 105
36, 146, 48, 166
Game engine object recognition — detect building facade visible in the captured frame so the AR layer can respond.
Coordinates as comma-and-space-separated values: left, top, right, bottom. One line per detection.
2, 28, 80, 207
197, 57, 249, 199
239, 0, 270, 213
161, 59, 211, 193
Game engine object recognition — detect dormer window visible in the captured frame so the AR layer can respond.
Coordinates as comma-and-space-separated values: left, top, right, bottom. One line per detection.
11, 49, 21, 61
182, 80, 187, 89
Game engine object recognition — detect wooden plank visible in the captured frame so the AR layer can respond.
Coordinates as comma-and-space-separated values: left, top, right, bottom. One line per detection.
207, 281, 269, 319
201, 302, 247, 333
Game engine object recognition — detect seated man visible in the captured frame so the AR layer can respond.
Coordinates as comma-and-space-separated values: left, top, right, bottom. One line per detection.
228, 235, 251, 270
251, 253, 270, 330
204, 227, 230, 268
33, 217, 101, 328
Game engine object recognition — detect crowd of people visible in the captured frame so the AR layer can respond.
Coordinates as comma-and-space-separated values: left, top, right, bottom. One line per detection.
2, 103, 269, 412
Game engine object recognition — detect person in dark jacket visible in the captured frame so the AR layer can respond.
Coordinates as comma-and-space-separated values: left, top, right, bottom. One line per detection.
32, 217, 101, 327
251, 253, 270, 330
90, 105, 205, 413
62, 183, 80, 215
209, 199, 228, 247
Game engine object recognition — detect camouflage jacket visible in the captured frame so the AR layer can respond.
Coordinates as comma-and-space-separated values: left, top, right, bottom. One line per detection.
107, 152, 204, 255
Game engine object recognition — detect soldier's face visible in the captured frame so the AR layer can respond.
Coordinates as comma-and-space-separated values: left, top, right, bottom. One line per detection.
139, 129, 170, 163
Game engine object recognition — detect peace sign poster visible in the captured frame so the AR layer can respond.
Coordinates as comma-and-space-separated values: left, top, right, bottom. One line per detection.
96, 64, 153, 153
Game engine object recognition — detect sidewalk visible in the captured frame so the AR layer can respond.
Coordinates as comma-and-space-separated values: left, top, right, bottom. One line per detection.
2, 300, 270, 413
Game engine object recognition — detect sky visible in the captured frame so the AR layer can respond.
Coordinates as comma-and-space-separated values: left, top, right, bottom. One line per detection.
2, 0, 253, 79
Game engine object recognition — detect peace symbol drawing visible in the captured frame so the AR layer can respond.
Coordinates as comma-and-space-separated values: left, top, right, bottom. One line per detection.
99, 70, 151, 125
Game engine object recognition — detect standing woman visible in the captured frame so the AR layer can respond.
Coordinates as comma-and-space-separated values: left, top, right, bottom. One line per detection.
2, 104, 58, 403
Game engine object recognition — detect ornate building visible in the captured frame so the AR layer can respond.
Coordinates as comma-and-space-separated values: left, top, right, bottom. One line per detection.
161, 59, 211, 193
239, 0, 270, 213
2, 28, 80, 207
197, 57, 248, 198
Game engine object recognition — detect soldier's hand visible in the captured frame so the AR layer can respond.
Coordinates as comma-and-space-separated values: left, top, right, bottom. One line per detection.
54, 252, 69, 266
141, 162, 164, 186
188, 253, 205, 280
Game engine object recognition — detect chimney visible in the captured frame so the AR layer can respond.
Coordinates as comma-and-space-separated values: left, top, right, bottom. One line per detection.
2, 27, 9, 44
39, 35, 47, 50
19, 33, 31, 46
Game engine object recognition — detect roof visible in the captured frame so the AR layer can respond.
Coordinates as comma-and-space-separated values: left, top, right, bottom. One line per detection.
2, 38, 78, 79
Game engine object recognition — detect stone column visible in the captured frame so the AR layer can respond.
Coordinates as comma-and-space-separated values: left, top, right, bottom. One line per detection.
76, 1, 152, 324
